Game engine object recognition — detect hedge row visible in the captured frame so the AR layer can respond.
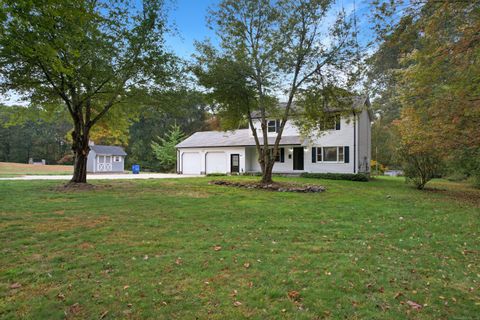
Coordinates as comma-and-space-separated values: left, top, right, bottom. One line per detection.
300, 172, 369, 182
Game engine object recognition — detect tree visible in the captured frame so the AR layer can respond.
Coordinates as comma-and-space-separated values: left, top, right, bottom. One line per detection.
151, 124, 185, 172
369, 1, 480, 186
195, 0, 359, 183
127, 89, 209, 171
395, 107, 443, 189
0, 0, 173, 183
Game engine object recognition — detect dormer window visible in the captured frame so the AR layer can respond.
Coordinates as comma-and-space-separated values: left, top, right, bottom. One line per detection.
268, 119, 280, 133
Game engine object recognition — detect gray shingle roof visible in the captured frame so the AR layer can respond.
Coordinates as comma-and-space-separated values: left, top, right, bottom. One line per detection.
250, 95, 370, 118
176, 129, 304, 148
90, 145, 127, 156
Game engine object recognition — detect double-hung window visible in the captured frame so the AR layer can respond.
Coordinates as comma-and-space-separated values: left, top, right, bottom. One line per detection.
267, 119, 280, 133
314, 146, 347, 163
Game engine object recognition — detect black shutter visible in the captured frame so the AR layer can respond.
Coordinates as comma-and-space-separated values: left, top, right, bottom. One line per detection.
311, 147, 317, 163
280, 148, 285, 163
336, 116, 341, 130
344, 146, 350, 163
276, 119, 280, 133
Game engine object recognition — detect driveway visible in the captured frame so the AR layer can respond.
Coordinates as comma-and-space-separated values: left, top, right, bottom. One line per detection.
0, 173, 204, 181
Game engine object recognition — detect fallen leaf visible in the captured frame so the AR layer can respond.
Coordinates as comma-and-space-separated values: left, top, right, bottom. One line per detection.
100, 310, 109, 319
9, 283, 21, 289
123, 285, 130, 290
243, 262, 250, 268
233, 301, 242, 307
175, 258, 182, 265
214, 246, 222, 251
406, 300, 422, 310
288, 290, 300, 301
69, 303, 81, 315
394, 292, 403, 299
230, 289, 238, 297
57, 293, 66, 301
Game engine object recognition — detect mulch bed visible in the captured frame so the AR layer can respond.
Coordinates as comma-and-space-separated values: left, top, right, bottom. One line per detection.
209, 180, 326, 193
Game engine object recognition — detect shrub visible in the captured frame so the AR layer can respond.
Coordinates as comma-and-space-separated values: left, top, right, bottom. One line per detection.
399, 150, 443, 190
300, 172, 369, 182
206, 173, 228, 177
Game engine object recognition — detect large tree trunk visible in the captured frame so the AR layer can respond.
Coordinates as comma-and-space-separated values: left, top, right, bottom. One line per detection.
70, 131, 90, 183
261, 160, 274, 184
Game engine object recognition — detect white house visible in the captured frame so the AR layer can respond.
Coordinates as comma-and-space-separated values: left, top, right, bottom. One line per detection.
176, 96, 372, 175
87, 142, 127, 173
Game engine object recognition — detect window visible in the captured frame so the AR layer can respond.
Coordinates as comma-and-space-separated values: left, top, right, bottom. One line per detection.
323, 147, 338, 162
321, 114, 341, 130
314, 146, 345, 162
338, 147, 344, 162
268, 119, 279, 133
316, 147, 322, 162
260, 147, 284, 162
113, 156, 121, 162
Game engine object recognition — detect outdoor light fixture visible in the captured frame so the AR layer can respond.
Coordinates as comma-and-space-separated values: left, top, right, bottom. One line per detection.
304, 147, 309, 152
288, 148, 293, 153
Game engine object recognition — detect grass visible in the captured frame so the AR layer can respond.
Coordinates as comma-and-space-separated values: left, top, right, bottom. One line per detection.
0, 176, 479, 319
0, 162, 73, 177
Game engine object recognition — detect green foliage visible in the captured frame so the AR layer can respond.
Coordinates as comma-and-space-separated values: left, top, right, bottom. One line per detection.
300, 172, 369, 182
0, 105, 71, 163
0, 0, 174, 182
126, 90, 208, 171
399, 149, 443, 190
195, 0, 360, 183
206, 173, 228, 177
151, 124, 185, 172
369, 1, 480, 188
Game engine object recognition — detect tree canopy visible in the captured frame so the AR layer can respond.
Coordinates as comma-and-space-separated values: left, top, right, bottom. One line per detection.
0, 0, 174, 183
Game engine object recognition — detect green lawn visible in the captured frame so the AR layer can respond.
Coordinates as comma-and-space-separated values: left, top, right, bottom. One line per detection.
0, 176, 479, 319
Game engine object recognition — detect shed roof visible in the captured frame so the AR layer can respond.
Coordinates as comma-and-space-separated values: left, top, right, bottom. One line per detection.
90, 145, 127, 156
176, 129, 304, 149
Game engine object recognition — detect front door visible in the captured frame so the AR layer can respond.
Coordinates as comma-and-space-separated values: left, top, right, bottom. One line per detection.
293, 147, 304, 170
230, 154, 240, 173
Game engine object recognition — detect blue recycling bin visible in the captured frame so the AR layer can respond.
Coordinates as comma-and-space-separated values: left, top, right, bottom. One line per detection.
132, 164, 140, 174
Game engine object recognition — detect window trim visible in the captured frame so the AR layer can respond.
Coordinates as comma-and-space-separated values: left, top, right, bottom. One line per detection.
113, 156, 121, 162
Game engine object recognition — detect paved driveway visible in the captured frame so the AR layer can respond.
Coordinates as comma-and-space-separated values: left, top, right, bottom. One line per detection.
0, 173, 204, 181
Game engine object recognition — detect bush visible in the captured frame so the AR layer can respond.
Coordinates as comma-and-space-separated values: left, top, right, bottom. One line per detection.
300, 172, 369, 182
400, 151, 443, 190
206, 173, 228, 177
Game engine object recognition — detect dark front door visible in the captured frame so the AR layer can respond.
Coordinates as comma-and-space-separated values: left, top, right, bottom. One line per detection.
293, 147, 304, 170
230, 154, 240, 173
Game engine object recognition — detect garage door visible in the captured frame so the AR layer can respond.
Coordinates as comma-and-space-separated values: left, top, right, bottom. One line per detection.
182, 152, 201, 174
206, 152, 227, 174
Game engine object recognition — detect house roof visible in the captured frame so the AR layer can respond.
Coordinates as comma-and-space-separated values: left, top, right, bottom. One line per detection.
176, 129, 304, 149
250, 95, 371, 118
90, 145, 127, 156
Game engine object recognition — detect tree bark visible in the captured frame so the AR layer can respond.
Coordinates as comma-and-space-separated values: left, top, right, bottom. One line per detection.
70, 130, 90, 183
261, 159, 274, 184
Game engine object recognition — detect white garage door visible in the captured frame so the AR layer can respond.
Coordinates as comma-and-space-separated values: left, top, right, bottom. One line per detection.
206, 152, 227, 174
182, 152, 201, 174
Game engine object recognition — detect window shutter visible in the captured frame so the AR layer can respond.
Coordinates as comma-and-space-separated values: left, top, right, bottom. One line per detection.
276, 119, 280, 133
344, 146, 350, 163
312, 147, 317, 163
336, 117, 341, 130
280, 148, 285, 163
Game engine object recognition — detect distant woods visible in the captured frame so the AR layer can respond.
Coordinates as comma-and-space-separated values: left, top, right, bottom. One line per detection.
0, 90, 212, 171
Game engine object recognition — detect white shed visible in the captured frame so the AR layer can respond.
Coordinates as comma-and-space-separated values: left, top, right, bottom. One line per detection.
87, 144, 127, 173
